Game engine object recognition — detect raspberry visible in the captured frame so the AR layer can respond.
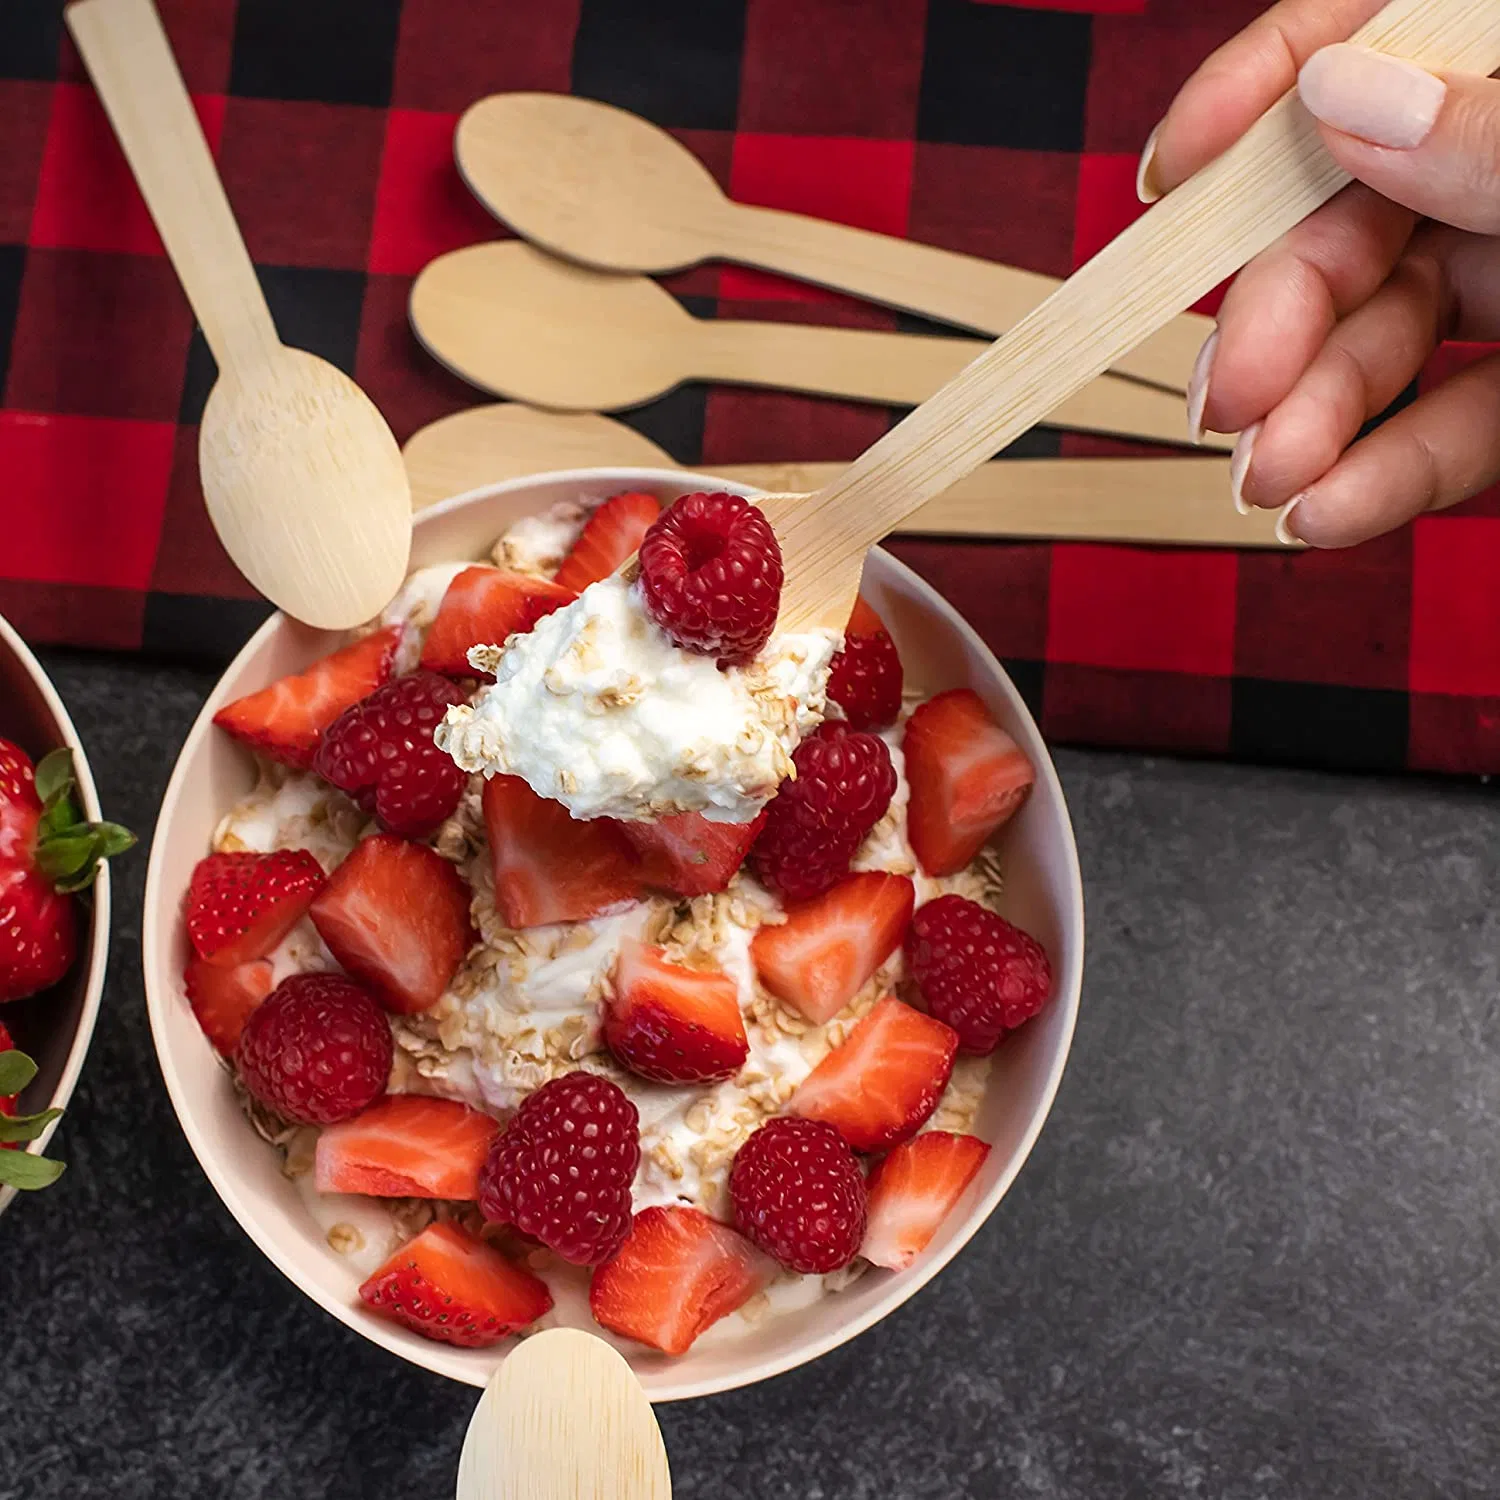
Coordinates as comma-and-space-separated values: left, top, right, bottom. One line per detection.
828, 631, 903, 730
729, 1117, 866, 1273
637, 492, 782, 665
477, 1072, 640, 1266
313, 671, 468, 839
236, 972, 393, 1125
752, 722, 897, 901
904, 895, 1052, 1055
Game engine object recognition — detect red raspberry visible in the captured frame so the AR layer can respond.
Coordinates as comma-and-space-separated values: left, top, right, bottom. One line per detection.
313, 671, 468, 838
828, 632, 903, 730
236, 972, 392, 1125
477, 1072, 640, 1266
637, 492, 782, 665
729, 1116, 866, 1273
904, 895, 1052, 1055
752, 722, 897, 901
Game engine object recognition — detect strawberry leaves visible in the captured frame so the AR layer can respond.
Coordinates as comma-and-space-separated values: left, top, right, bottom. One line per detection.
0, 1046, 66, 1191
29, 748, 135, 894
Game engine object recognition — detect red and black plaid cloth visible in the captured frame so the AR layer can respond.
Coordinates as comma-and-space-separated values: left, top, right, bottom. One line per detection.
4, 0, 1499, 775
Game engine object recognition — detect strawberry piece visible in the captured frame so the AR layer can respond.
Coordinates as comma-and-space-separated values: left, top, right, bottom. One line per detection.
828, 596, 903, 731
553, 491, 661, 593
184, 955, 274, 1055
605, 938, 748, 1084
315, 1094, 499, 1200
861, 1132, 991, 1270
788, 996, 958, 1153
902, 690, 1035, 877
589, 1205, 775, 1355
481, 775, 642, 928
213, 626, 400, 770
751, 872, 914, 1025
359, 1220, 552, 1349
309, 834, 472, 1014
619, 809, 765, 898
420, 566, 576, 678
184, 849, 326, 968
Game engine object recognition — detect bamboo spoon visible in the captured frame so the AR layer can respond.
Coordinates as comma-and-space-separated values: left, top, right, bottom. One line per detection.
402, 403, 1289, 548
750, 0, 1500, 633
65, 0, 410, 630
409, 244, 1228, 450
454, 1330, 670, 1500
454, 92, 1211, 395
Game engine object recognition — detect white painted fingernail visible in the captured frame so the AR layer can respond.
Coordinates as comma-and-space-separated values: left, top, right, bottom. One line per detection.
1230, 421, 1261, 515
1136, 122, 1163, 203
1186, 329, 1218, 445
1299, 44, 1446, 149
1275, 494, 1305, 546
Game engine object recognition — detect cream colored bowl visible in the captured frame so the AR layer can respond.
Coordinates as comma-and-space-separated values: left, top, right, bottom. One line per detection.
142, 469, 1083, 1400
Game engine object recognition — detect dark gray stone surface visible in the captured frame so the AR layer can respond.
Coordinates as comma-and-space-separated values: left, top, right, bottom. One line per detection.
4, 651, 1499, 1500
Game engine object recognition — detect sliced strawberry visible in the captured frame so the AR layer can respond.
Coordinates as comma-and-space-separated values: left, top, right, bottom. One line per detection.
481, 775, 642, 928
213, 625, 401, 769
861, 1131, 991, 1270
358, 1220, 552, 1348
184, 955, 274, 1055
589, 1205, 775, 1355
315, 1094, 499, 1200
788, 996, 958, 1153
619, 809, 765, 898
605, 938, 748, 1084
184, 849, 326, 967
751, 872, 914, 1025
420, 566, 577, 678
553, 491, 661, 593
903, 689, 1036, 877
309, 834, 472, 1014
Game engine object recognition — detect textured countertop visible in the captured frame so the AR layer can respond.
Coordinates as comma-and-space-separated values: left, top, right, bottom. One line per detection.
3, 651, 1498, 1500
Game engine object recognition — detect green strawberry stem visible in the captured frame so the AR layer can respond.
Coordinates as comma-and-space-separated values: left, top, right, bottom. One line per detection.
30, 748, 135, 895
0, 1045, 65, 1191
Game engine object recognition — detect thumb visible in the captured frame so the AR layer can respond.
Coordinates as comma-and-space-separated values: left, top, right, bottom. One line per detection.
1298, 44, 1500, 233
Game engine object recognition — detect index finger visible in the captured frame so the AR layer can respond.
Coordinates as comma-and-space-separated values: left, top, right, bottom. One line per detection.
1143, 0, 1386, 200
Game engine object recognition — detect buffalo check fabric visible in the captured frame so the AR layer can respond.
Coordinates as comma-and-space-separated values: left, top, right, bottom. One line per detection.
3, 0, 1499, 776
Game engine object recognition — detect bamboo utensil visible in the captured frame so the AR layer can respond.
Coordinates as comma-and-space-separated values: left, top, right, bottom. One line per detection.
453, 92, 1211, 394
409, 244, 1228, 450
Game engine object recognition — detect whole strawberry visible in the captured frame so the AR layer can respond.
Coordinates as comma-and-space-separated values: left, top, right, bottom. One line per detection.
0, 1020, 67, 1190
0, 741, 133, 1005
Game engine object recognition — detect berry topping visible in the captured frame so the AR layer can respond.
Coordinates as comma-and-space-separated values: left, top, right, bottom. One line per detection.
313, 671, 468, 838
828, 597, 903, 730
619, 809, 765, 899
420, 566, 576, 679
235, 972, 393, 1126
359, 1221, 552, 1349
315, 1094, 499, 1200
604, 938, 749, 1084
213, 625, 400, 770
589, 1205, 775, 1355
184, 955, 274, 1056
478, 1072, 640, 1266
637, 492, 782, 664
752, 721, 896, 901
553, 491, 662, 593
904, 895, 1052, 1054
728, 1116, 867, 1274
184, 849, 326, 968
861, 1131, 991, 1271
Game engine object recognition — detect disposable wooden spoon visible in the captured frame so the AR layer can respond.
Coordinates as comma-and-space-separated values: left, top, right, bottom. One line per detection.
454, 92, 1211, 395
402, 403, 1288, 547
748, 0, 1500, 633
409, 244, 1228, 451
454, 1330, 670, 1500
66, 0, 410, 630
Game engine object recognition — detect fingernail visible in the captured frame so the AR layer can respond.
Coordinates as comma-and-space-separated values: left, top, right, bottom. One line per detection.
1275, 494, 1305, 546
1230, 421, 1260, 515
1186, 329, 1218, 445
1136, 122, 1163, 204
1298, 44, 1446, 149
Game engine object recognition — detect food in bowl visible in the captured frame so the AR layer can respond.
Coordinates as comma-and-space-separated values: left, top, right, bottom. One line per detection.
170, 486, 1056, 1359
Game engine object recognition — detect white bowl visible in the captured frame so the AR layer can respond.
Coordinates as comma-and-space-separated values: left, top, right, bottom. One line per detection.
142, 469, 1084, 1400
0, 612, 112, 1220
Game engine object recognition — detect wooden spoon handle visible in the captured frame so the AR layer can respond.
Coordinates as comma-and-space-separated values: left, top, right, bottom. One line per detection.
771, 0, 1500, 631
65, 0, 278, 372
721, 201, 1210, 395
